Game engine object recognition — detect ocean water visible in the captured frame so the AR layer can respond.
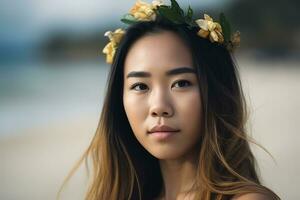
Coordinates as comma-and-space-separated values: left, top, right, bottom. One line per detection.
0, 60, 109, 137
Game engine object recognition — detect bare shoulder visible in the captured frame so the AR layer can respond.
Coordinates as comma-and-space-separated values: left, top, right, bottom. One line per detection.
232, 193, 273, 200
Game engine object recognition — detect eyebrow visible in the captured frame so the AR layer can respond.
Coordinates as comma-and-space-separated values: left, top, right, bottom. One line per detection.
126, 67, 196, 78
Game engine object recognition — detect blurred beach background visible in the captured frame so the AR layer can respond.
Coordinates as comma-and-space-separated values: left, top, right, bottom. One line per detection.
0, 0, 299, 199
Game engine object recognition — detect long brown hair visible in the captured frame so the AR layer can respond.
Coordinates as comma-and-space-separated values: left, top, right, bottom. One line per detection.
58, 19, 280, 200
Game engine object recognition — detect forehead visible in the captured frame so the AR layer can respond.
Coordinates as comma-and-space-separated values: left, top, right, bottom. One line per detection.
124, 31, 193, 73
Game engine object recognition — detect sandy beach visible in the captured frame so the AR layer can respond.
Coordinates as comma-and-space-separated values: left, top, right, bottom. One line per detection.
1, 58, 299, 200
0, 117, 95, 200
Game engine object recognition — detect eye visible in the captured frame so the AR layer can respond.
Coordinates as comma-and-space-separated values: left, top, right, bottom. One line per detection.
172, 80, 192, 88
130, 83, 149, 91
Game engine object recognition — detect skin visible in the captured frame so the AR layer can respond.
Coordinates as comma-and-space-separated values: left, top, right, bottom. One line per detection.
233, 193, 272, 200
123, 31, 202, 200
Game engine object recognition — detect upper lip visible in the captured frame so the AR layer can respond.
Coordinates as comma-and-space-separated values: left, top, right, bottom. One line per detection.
148, 125, 179, 133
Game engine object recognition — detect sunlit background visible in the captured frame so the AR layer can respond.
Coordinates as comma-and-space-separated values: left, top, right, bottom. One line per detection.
0, 0, 299, 199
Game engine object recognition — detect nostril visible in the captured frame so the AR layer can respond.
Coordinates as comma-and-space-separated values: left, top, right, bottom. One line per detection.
151, 111, 170, 117
151, 112, 157, 117
163, 112, 169, 116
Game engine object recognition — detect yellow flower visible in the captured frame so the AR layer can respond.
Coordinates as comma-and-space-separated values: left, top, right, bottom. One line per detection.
130, 0, 163, 21
102, 28, 126, 64
195, 14, 224, 43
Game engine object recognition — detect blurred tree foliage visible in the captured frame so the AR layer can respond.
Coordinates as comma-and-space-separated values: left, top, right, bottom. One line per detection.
41, 0, 299, 61
225, 0, 300, 55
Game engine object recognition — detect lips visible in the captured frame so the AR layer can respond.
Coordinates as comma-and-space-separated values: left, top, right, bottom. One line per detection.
148, 125, 180, 134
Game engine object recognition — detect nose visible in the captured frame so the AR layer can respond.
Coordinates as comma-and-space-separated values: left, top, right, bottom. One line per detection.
149, 89, 174, 118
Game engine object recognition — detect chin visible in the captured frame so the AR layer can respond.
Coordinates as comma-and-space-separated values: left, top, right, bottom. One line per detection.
147, 147, 185, 160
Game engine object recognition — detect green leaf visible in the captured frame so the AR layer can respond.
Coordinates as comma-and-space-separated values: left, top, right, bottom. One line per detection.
219, 13, 232, 43
170, 0, 184, 16
157, 6, 185, 24
157, 0, 185, 24
120, 14, 139, 25
185, 5, 193, 23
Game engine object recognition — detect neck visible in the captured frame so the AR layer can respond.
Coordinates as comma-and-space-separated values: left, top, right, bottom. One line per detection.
158, 150, 199, 200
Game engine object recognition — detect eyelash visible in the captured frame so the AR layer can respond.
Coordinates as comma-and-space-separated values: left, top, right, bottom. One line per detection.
130, 80, 192, 91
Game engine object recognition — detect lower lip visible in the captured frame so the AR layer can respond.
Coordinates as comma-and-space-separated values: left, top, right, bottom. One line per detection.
148, 131, 178, 140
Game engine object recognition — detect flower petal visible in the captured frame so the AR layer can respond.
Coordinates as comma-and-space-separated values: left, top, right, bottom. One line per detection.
102, 42, 116, 64
207, 21, 216, 31
215, 30, 224, 43
195, 19, 208, 30
204, 14, 213, 21
112, 29, 125, 43
104, 31, 114, 41
215, 22, 222, 33
209, 31, 219, 42
129, 0, 157, 21
102, 42, 111, 54
197, 29, 210, 38
106, 52, 114, 64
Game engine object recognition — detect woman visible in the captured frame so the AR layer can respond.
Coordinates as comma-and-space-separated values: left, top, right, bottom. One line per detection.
59, 1, 280, 199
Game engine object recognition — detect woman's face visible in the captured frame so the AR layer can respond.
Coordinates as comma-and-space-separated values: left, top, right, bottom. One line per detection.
123, 31, 202, 160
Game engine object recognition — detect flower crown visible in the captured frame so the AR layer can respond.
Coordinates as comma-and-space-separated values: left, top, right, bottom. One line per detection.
102, 0, 240, 64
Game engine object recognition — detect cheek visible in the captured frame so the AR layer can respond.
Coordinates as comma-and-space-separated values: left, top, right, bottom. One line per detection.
123, 92, 147, 134
175, 90, 202, 131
